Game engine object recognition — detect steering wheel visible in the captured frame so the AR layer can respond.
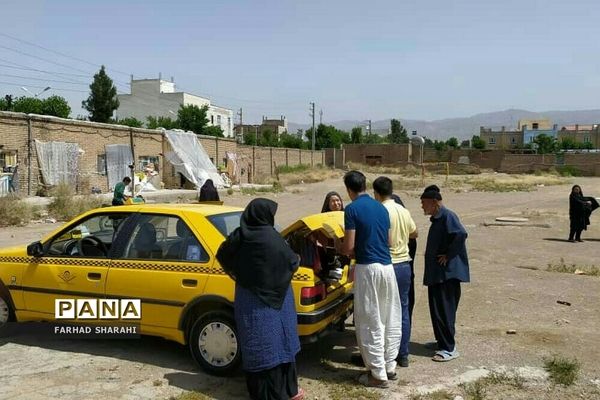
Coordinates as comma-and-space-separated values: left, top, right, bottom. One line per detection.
76, 236, 108, 257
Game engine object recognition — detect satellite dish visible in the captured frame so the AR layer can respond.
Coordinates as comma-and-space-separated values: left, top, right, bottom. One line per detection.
410, 136, 425, 145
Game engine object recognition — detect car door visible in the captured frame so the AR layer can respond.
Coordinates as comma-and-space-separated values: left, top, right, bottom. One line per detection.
21, 211, 131, 316
105, 212, 213, 337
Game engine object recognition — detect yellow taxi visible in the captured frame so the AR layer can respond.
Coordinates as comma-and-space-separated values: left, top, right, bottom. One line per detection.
0, 204, 354, 375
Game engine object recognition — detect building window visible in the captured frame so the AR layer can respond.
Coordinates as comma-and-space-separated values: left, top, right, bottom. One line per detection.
211, 115, 214, 125
228, 117, 231, 128
488, 137, 496, 144
217, 115, 221, 125
532, 123, 539, 130
511, 137, 516, 144
97, 154, 107, 175
584, 136, 591, 143
138, 155, 159, 172
0, 150, 17, 171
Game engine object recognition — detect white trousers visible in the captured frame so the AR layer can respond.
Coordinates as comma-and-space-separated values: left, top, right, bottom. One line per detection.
354, 262, 402, 381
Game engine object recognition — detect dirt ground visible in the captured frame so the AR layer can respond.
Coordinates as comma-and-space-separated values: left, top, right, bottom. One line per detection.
1, 173, 600, 400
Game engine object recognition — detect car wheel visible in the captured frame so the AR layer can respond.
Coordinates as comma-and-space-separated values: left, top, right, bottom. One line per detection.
0, 295, 14, 328
189, 310, 241, 376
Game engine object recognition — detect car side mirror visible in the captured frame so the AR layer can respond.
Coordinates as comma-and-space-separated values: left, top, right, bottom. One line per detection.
27, 241, 44, 257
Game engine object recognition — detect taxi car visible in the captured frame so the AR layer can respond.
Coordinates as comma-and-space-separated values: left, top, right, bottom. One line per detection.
0, 204, 353, 375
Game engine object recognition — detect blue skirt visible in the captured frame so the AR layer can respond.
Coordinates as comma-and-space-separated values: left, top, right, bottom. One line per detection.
234, 284, 301, 372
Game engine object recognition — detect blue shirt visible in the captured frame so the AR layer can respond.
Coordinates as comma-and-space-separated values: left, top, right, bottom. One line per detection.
423, 206, 470, 286
344, 194, 391, 265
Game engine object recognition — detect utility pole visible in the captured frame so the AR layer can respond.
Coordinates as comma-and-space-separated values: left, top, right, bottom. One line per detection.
368, 119, 372, 137
237, 108, 243, 143
310, 102, 316, 151
319, 109, 323, 124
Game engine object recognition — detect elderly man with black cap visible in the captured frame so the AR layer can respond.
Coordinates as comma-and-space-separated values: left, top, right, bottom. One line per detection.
420, 185, 469, 362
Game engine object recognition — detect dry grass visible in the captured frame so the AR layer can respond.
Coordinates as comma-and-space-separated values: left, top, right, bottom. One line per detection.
169, 392, 211, 400
265, 165, 340, 186
547, 258, 599, 277
0, 195, 42, 226
467, 174, 568, 192
544, 356, 580, 386
47, 182, 105, 221
409, 389, 455, 400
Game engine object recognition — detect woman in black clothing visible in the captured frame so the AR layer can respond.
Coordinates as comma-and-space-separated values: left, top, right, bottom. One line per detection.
569, 185, 592, 242
198, 179, 220, 202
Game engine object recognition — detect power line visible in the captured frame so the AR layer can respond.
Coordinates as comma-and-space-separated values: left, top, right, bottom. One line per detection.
0, 81, 88, 93
0, 73, 89, 86
0, 61, 93, 78
0, 32, 131, 77
0, 44, 131, 88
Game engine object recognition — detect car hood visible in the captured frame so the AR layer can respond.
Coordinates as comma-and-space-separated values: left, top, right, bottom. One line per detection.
281, 211, 344, 239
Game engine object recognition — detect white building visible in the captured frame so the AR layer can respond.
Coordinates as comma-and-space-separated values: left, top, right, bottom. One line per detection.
116, 78, 234, 137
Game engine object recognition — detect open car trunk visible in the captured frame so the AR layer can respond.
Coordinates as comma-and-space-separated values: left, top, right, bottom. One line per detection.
282, 211, 353, 294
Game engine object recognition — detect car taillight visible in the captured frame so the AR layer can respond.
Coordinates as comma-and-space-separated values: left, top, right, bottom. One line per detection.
301, 283, 327, 305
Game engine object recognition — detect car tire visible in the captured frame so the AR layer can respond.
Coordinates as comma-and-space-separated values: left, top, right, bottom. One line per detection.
0, 295, 14, 328
188, 310, 241, 376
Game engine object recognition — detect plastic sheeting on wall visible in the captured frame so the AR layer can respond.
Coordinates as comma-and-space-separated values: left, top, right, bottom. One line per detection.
106, 144, 133, 191
163, 130, 225, 188
34, 140, 80, 187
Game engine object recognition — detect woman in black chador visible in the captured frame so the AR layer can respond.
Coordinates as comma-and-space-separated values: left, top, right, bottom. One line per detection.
568, 185, 598, 242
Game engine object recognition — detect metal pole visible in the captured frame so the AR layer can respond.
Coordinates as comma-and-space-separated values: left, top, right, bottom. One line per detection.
27, 115, 32, 196
310, 102, 315, 151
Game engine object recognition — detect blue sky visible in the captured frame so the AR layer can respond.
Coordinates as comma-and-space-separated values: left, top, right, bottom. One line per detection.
1, 0, 600, 124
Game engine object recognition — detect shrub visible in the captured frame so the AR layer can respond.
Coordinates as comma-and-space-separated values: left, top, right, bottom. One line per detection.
544, 356, 580, 386
0, 195, 41, 226
47, 182, 104, 221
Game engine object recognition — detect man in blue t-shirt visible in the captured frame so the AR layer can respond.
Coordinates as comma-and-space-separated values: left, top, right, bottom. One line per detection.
338, 170, 402, 389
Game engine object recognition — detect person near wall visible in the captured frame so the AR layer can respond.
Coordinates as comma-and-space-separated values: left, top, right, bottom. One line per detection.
112, 176, 131, 206
568, 184, 599, 242
7, 164, 18, 193
420, 185, 469, 362
199, 179, 220, 202
374, 177, 418, 368
390, 193, 418, 323
216, 198, 304, 400
338, 170, 401, 388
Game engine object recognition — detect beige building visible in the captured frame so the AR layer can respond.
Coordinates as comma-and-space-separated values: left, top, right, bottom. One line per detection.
479, 126, 524, 149
117, 78, 234, 138
557, 124, 600, 148
517, 118, 552, 130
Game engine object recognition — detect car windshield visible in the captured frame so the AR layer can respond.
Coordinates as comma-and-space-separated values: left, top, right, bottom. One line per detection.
207, 211, 242, 237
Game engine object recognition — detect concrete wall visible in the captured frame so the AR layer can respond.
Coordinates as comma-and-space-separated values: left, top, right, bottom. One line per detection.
0, 111, 325, 195
340, 144, 410, 165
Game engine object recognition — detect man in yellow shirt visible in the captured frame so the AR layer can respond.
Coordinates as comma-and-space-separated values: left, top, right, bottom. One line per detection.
373, 177, 418, 367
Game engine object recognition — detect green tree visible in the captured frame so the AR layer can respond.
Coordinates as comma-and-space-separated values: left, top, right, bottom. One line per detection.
365, 134, 385, 144
12, 96, 44, 114
0, 95, 13, 111
82, 65, 119, 122
41, 95, 71, 118
243, 131, 257, 145
471, 135, 486, 149
424, 137, 434, 148
305, 124, 350, 149
146, 116, 178, 129
115, 116, 144, 128
433, 140, 448, 151
204, 125, 225, 137
533, 134, 557, 154
446, 137, 459, 148
351, 127, 363, 144
177, 104, 209, 135
280, 132, 306, 149
387, 119, 409, 143
259, 129, 280, 147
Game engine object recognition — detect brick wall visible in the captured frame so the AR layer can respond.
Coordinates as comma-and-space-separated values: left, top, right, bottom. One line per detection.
341, 144, 410, 165
0, 111, 325, 194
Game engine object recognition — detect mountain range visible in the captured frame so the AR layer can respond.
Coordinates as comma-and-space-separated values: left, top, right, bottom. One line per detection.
287, 109, 600, 140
